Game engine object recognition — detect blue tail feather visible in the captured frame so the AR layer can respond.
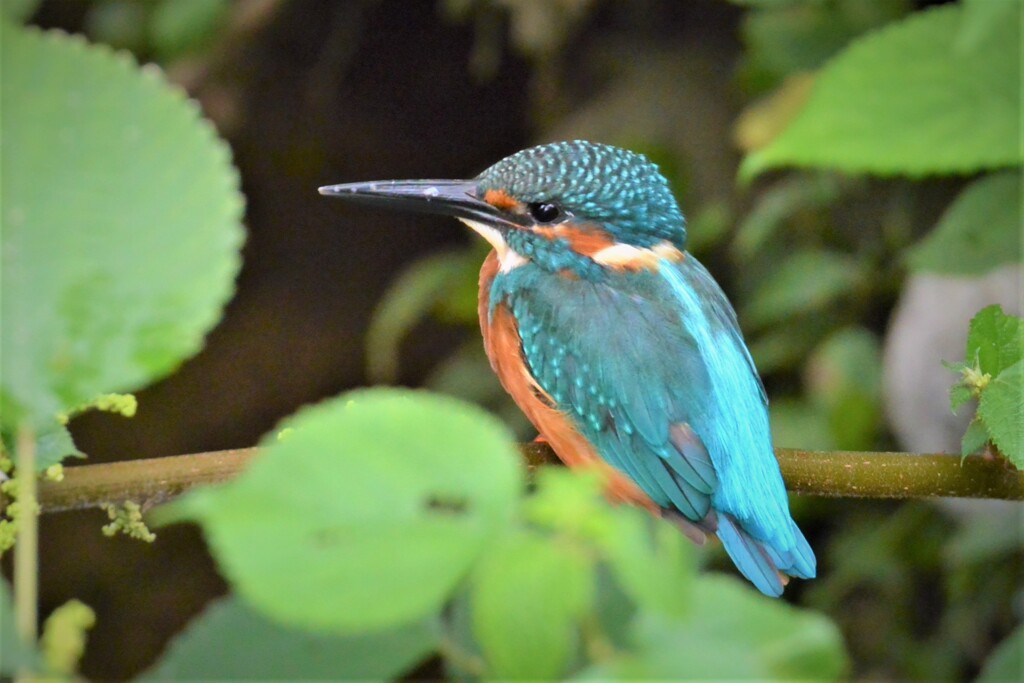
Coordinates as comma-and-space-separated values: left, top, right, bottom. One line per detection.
715, 514, 785, 598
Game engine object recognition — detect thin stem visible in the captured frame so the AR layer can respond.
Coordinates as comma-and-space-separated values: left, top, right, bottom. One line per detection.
14, 423, 38, 647
19, 444, 1024, 515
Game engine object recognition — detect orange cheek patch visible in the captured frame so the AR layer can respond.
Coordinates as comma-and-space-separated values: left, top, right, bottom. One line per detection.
561, 225, 618, 257
534, 223, 618, 258
483, 189, 522, 212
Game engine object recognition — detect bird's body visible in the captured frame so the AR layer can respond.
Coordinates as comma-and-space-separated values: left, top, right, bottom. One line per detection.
321, 140, 815, 596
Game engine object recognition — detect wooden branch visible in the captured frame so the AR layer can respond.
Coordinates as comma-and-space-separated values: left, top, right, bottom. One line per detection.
24, 444, 1024, 515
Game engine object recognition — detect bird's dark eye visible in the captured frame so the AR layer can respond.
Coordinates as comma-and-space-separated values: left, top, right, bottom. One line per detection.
528, 202, 563, 223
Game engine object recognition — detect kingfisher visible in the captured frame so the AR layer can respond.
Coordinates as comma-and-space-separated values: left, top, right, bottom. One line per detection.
320, 141, 815, 596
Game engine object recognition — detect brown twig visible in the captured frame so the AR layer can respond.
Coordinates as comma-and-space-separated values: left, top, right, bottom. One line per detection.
25, 444, 1024, 515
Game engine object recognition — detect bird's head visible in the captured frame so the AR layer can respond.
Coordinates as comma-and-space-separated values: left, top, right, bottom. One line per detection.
320, 140, 687, 277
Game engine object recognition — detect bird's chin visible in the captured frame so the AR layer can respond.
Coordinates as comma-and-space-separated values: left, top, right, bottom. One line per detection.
459, 218, 528, 272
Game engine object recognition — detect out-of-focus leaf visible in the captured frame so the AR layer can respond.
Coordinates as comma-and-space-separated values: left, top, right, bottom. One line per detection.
0, 24, 244, 429
524, 468, 695, 621
960, 417, 990, 459
686, 200, 733, 253
39, 599, 95, 676
738, 0, 909, 92
978, 360, 1024, 467
742, 4, 1020, 178
440, 587, 483, 680
945, 513, 1024, 565
83, 0, 148, 53
732, 173, 844, 263
0, 580, 42, 676
741, 250, 862, 329
591, 565, 637, 650
471, 529, 593, 679
425, 342, 501, 401
367, 249, 480, 383
770, 398, 835, 451
3, 418, 86, 471
35, 421, 84, 470
580, 576, 848, 681
148, 0, 230, 61
976, 625, 1024, 683
597, 510, 694, 620
746, 312, 838, 376
523, 466, 611, 538
735, 72, 816, 152
966, 305, 1024, 378
805, 327, 882, 449
0, 0, 39, 22
144, 596, 439, 681
158, 389, 523, 633
957, 0, 1020, 53
908, 172, 1022, 275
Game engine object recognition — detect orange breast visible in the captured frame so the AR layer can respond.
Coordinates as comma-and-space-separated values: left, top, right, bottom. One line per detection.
477, 251, 657, 512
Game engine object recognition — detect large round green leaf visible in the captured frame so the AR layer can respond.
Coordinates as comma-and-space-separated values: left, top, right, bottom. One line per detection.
0, 23, 244, 427
144, 597, 438, 681
161, 389, 524, 632
742, 4, 1020, 178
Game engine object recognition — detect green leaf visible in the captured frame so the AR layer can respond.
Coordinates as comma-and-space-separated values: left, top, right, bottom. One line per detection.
0, 0, 39, 23
731, 174, 844, 263
159, 389, 523, 633
581, 576, 848, 681
960, 417, 990, 459
978, 360, 1024, 468
742, 249, 862, 329
83, 1, 148, 54
0, 580, 42, 676
148, 0, 231, 61
908, 172, 1022, 275
144, 596, 438, 681
770, 398, 836, 451
525, 468, 695, 621
957, 0, 1020, 53
747, 319, 832, 375
3, 418, 85, 471
805, 327, 882, 450
966, 305, 1024, 378
977, 624, 1024, 683
35, 421, 84, 470
686, 200, 733, 254
597, 511, 694, 620
366, 249, 481, 383
471, 529, 594, 679
738, 0, 910, 91
0, 24, 244, 429
742, 4, 1021, 178
949, 380, 973, 412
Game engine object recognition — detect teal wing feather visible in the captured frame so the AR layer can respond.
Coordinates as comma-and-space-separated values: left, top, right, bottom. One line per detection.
493, 256, 815, 596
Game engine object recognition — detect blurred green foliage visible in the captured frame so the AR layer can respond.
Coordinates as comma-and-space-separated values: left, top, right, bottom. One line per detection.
157, 388, 848, 680
83, 0, 230, 62
144, 595, 440, 680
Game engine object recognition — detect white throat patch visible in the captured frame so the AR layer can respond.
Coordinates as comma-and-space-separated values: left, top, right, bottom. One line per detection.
459, 218, 527, 272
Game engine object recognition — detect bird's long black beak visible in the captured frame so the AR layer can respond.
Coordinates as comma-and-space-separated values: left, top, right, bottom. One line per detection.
318, 179, 517, 228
